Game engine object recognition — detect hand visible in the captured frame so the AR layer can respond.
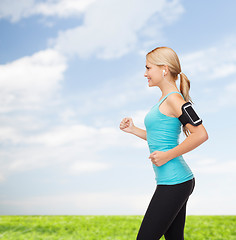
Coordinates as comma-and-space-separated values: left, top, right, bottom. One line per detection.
149, 150, 170, 167
119, 117, 135, 134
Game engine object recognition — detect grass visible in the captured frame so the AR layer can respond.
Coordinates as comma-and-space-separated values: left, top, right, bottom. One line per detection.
0, 215, 235, 239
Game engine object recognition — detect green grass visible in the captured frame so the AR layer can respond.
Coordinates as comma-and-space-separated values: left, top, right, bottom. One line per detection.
0, 215, 235, 239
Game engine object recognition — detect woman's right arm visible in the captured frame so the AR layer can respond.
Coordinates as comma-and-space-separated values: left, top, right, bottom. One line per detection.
131, 126, 147, 141
119, 117, 147, 141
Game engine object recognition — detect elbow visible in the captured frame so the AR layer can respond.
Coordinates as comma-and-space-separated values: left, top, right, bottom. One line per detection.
192, 129, 208, 143
188, 125, 209, 143
200, 131, 209, 142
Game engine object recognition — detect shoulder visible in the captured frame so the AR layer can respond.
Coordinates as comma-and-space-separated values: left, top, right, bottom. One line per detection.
166, 92, 187, 118
167, 92, 208, 135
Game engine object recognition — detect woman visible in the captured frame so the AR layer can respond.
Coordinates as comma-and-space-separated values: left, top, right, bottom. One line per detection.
119, 46, 208, 240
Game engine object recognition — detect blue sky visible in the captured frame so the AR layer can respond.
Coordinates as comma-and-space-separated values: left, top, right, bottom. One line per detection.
0, 0, 236, 215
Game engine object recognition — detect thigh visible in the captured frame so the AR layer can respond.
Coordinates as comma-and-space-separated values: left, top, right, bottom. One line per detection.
136, 179, 194, 240
136, 186, 172, 240
164, 199, 188, 240
165, 178, 195, 240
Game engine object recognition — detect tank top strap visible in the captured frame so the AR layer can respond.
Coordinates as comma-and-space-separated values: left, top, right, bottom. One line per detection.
159, 91, 185, 104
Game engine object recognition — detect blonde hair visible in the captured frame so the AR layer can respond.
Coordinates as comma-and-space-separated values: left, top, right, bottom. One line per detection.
146, 46, 192, 137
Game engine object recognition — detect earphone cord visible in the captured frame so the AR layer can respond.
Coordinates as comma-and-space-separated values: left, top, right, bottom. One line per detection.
163, 72, 176, 88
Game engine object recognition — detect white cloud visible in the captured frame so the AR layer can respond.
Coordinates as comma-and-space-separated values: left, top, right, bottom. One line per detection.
0, 0, 34, 22
0, 122, 146, 180
0, 48, 67, 112
189, 194, 236, 215
0, 144, 107, 180
51, 0, 184, 59
0, 0, 96, 22
195, 159, 236, 174
62, 69, 158, 119
0, 56, 148, 182
218, 81, 236, 107
0, 174, 5, 183
24, 125, 131, 152
176, 35, 236, 112
186, 154, 236, 174
0, 192, 151, 214
34, 0, 96, 18
2, 190, 234, 215
181, 35, 236, 80
67, 161, 110, 174
0, 127, 21, 144
1, 0, 184, 59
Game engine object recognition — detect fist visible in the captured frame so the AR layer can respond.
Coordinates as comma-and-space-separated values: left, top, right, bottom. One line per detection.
149, 150, 170, 167
120, 117, 134, 133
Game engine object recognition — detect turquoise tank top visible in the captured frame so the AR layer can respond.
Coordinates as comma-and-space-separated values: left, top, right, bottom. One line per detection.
144, 91, 194, 185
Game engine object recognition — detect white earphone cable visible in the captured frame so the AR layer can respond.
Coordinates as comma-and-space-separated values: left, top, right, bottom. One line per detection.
163, 70, 176, 87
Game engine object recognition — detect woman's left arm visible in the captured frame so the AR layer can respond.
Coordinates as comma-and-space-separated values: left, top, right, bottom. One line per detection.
166, 94, 208, 160
166, 124, 208, 161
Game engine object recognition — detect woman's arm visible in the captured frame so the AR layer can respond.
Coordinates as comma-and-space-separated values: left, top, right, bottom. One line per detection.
131, 126, 147, 141
149, 123, 208, 166
166, 124, 208, 160
166, 93, 208, 160
120, 117, 147, 141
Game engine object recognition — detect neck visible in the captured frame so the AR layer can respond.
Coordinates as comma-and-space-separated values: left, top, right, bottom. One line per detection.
158, 80, 179, 97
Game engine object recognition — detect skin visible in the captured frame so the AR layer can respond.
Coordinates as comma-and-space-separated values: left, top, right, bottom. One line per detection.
120, 60, 208, 167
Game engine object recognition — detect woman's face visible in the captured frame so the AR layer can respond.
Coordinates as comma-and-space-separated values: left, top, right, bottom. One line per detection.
144, 60, 163, 87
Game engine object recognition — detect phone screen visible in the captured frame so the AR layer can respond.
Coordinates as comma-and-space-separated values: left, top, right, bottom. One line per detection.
185, 105, 200, 122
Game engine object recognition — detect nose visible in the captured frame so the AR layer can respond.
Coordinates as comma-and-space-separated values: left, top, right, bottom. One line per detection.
144, 72, 147, 77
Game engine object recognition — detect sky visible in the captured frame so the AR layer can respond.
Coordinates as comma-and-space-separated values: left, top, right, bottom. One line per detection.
0, 0, 236, 215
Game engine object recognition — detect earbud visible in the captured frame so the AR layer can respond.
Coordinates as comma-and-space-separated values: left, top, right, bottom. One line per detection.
163, 70, 165, 73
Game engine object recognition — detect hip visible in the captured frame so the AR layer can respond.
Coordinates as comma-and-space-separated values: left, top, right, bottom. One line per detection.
152, 156, 194, 185
156, 177, 195, 196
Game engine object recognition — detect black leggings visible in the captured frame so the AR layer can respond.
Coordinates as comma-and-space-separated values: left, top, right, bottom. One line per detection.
136, 178, 195, 240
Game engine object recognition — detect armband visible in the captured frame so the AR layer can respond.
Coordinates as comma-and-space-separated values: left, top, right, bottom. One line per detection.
178, 102, 202, 126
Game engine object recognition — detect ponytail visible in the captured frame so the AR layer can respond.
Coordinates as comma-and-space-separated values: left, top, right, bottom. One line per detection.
179, 72, 193, 137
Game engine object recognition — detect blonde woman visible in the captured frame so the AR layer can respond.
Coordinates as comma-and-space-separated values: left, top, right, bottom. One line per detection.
120, 47, 208, 239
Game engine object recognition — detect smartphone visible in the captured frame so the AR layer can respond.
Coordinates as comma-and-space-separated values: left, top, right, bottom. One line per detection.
183, 103, 202, 125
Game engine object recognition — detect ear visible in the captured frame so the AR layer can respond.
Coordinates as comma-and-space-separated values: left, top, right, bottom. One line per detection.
163, 65, 169, 75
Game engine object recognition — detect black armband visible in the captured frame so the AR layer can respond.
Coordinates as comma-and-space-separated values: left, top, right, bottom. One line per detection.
178, 102, 202, 126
